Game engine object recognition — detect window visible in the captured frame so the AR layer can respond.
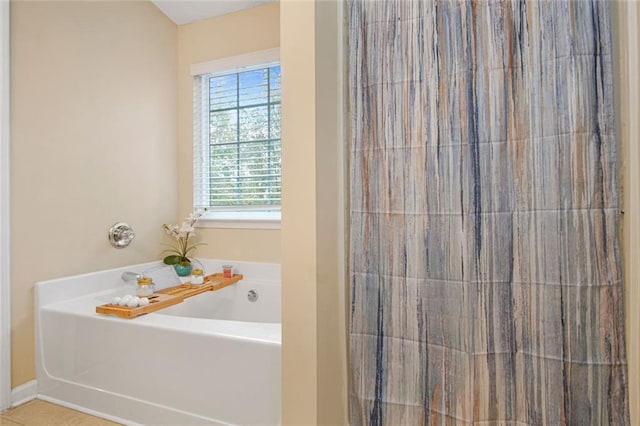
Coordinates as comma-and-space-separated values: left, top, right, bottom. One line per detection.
192, 49, 281, 228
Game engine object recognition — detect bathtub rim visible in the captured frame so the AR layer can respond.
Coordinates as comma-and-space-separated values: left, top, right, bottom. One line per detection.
35, 258, 281, 307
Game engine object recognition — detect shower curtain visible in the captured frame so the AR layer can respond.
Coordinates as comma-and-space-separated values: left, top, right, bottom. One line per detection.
348, 1, 629, 424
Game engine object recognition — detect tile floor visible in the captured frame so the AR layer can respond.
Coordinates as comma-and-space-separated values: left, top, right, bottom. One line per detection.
0, 399, 120, 425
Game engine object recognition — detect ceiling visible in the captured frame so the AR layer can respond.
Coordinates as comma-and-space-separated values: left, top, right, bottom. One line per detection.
151, 0, 276, 25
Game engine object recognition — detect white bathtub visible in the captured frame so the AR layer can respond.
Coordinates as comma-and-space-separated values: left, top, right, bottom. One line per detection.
35, 259, 281, 425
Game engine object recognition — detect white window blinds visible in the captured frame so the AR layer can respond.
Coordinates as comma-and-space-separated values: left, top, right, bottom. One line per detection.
193, 62, 281, 211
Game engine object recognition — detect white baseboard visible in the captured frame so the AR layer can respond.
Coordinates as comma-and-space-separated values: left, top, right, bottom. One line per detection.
11, 380, 37, 407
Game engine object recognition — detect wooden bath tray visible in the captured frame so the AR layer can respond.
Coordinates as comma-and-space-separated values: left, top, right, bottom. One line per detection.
157, 273, 243, 298
96, 293, 182, 319
95, 273, 243, 319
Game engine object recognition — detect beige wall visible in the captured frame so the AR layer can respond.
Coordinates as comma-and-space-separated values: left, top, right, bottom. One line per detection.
177, 3, 281, 264
613, 2, 640, 425
314, 1, 348, 423
280, 0, 348, 423
10, 0, 178, 386
281, 0, 318, 421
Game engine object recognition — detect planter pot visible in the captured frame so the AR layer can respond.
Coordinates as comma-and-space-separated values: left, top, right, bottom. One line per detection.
174, 263, 192, 277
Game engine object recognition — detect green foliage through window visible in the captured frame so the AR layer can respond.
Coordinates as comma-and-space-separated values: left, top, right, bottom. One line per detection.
194, 64, 281, 209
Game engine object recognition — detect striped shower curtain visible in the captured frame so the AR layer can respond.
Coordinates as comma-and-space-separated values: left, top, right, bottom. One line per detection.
348, 1, 629, 424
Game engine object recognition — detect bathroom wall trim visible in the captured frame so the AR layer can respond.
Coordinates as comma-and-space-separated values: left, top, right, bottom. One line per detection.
0, 0, 11, 412
10, 380, 36, 408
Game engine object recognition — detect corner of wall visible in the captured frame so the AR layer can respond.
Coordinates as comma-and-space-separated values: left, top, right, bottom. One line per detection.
611, 2, 639, 423
280, 0, 348, 423
10, 380, 36, 408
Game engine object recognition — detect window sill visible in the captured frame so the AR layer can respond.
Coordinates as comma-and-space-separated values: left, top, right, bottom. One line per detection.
196, 211, 281, 230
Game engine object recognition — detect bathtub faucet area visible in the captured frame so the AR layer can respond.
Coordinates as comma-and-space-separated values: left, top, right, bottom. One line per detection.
120, 271, 140, 281
119, 264, 184, 291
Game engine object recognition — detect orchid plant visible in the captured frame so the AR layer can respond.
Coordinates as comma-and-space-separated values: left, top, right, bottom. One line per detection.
162, 210, 205, 266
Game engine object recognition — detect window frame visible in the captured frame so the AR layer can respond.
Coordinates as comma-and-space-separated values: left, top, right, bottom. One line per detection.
191, 48, 281, 229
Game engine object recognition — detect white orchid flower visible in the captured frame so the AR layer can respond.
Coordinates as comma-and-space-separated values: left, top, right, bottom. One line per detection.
178, 226, 194, 238
161, 210, 206, 269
